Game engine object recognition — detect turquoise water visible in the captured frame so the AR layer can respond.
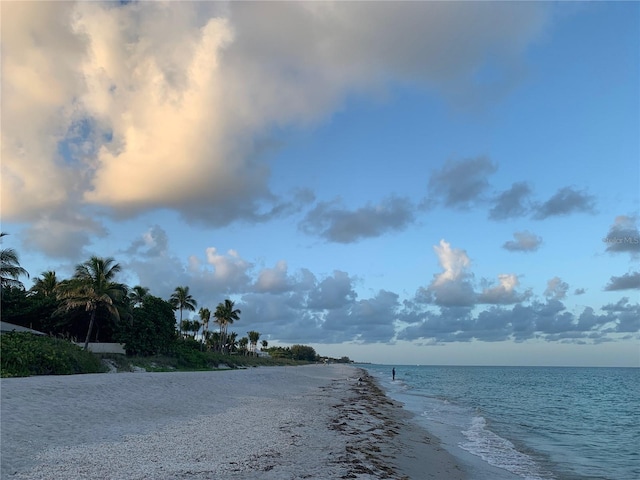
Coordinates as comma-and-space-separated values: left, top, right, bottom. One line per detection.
361, 365, 639, 480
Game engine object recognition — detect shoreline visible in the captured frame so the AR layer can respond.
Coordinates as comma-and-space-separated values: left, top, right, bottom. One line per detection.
1, 365, 466, 479
337, 369, 466, 479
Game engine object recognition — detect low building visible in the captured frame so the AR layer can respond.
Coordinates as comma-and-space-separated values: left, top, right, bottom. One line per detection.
0, 322, 46, 336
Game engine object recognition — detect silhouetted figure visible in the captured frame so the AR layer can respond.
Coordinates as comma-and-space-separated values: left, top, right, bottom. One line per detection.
392, 368, 396, 381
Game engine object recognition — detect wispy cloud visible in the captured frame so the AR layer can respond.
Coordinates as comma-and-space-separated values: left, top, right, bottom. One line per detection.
502, 230, 543, 252
300, 196, 415, 243
427, 157, 497, 210
489, 182, 532, 220
123, 225, 170, 258
533, 187, 596, 219
604, 272, 640, 291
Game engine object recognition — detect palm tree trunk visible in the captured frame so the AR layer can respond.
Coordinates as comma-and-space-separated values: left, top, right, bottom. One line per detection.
84, 309, 97, 350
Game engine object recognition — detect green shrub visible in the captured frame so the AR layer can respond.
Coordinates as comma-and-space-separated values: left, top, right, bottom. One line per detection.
117, 296, 177, 356
1, 332, 106, 377
169, 339, 213, 370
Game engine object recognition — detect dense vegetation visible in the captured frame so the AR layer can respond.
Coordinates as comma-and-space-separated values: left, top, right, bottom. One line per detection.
1, 332, 107, 377
1, 235, 352, 377
0, 333, 323, 377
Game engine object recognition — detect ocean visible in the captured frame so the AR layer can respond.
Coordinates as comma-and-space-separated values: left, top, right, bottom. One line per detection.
361, 365, 639, 480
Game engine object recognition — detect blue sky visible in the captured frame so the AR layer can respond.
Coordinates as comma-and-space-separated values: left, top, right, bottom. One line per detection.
2, 1, 638, 366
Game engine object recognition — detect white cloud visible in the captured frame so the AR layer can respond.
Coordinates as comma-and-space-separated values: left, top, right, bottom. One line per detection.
478, 274, 531, 304
78, 10, 248, 214
1, 2, 87, 221
203, 247, 252, 288
255, 260, 290, 293
427, 240, 475, 306
2, 1, 549, 251
432, 239, 471, 286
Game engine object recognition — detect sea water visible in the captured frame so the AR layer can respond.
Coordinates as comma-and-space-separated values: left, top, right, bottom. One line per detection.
361, 365, 639, 480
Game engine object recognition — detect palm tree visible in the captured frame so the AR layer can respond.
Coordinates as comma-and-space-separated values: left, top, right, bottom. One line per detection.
198, 307, 211, 349
180, 319, 192, 337
30, 271, 59, 297
227, 331, 239, 354
57, 256, 126, 350
214, 299, 241, 354
207, 331, 221, 352
0, 233, 29, 290
248, 330, 260, 356
188, 320, 201, 339
239, 337, 249, 356
261, 339, 268, 351
191, 320, 202, 340
170, 286, 197, 337
128, 285, 150, 308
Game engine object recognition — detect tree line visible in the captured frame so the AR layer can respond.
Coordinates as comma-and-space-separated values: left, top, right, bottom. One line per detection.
1, 234, 349, 364
1, 233, 265, 356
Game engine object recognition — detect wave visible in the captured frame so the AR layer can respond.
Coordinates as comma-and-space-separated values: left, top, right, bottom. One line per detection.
460, 416, 554, 480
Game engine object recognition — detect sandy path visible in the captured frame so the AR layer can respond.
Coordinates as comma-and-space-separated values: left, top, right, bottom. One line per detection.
1, 364, 465, 479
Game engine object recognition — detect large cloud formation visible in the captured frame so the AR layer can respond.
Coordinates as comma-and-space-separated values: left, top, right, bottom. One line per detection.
2, 1, 548, 253
103, 226, 640, 346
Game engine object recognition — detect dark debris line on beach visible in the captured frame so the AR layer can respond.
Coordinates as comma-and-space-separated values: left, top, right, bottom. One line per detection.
326, 370, 412, 480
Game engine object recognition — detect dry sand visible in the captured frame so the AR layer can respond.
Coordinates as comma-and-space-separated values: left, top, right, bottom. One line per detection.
1, 364, 465, 479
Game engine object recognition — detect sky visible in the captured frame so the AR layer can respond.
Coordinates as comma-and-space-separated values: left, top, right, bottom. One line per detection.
1, 1, 639, 367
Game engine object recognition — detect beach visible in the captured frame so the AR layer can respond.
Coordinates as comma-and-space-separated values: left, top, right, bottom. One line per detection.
1, 364, 465, 479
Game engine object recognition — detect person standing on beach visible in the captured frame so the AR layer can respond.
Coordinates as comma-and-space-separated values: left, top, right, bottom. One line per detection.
392, 368, 396, 381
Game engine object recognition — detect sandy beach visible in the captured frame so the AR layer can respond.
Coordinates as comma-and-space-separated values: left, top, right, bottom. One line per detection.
1, 364, 465, 479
